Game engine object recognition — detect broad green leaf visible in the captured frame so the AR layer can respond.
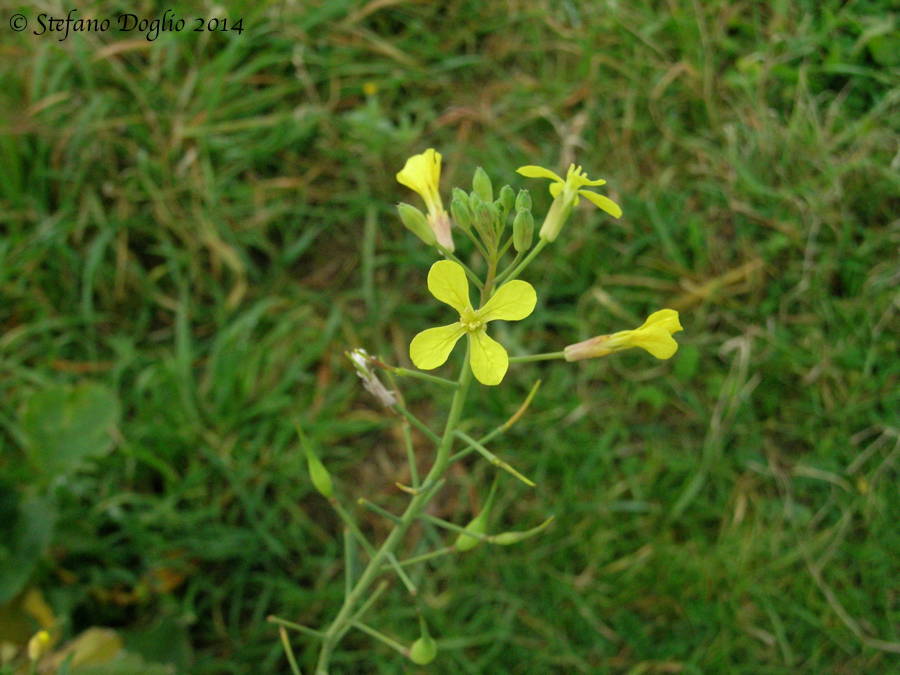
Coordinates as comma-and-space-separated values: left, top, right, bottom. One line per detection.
21, 382, 121, 477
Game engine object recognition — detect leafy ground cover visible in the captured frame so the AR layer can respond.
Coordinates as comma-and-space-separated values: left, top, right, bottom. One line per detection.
1, 1, 897, 672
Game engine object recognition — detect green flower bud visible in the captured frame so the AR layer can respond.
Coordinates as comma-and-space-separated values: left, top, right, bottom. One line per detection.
498, 185, 515, 215
472, 167, 493, 203
512, 210, 534, 252
397, 202, 436, 246
451, 187, 469, 209
450, 194, 473, 233
515, 188, 532, 212
473, 199, 497, 246
409, 636, 437, 665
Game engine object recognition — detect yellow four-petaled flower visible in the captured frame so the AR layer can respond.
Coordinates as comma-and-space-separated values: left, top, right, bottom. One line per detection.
517, 164, 622, 241
410, 261, 537, 385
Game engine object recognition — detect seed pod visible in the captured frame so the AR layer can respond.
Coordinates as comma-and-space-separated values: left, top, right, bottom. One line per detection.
409, 635, 437, 665
297, 423, 334, 499
515, 188, 532, 213
490, 516, 555, 545
455, 479, 498, 551
472, 167, 493, 203
512, 209, 534, 252
397, 203, 436, 246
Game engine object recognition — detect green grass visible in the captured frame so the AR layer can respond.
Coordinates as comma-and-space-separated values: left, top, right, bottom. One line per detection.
2, 0, 898, 672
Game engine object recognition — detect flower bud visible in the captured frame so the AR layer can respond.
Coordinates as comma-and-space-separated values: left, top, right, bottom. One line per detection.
498, 185, 515, 215
515, 188, 532, 212
512, 210, 534, 252
472, 167, 493, 203
473, 199, 497, 247
397, 203, 436, 246
450, 193, 473, 233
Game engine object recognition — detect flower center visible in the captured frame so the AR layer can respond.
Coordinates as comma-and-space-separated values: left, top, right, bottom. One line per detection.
459, 309, 484, 333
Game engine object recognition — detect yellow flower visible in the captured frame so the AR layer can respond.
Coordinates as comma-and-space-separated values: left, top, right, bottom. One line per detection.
397, 149, 454, 251
564, 309, 683, 361
517, 163, 622, 241
410, 261, 537, 385
27, 630, 52, 662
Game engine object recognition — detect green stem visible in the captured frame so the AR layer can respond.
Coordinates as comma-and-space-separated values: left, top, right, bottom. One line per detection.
315, 352, 473, 674
508, 351, 565, 363
391, 367, 459, 388
351, 621, 410, 656
501, 238, 548, 282
391, 402, 440, 444
380, 546, 455, 570
495, 249, 523, 284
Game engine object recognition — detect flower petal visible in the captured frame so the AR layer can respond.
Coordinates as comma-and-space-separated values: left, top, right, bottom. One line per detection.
578, 190, 622, 218
477, 280, 537, 322
625, 327, 679, 359
549, 181, 563, 199
516, 165, 564, 183
468, 329, 509, 386
427, 260, 471, 314
409, 322, 465, 370
639, 309, 683, 334
397, 149, 441, 199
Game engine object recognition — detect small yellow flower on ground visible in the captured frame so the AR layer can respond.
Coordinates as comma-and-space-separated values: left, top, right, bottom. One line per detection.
517, 163, 622, 241
410, 261, 537, 385
397, 149, 454, 251
564, 309, 683, 361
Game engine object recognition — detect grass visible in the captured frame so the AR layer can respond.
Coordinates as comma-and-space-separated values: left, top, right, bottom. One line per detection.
1, 0, 898, 672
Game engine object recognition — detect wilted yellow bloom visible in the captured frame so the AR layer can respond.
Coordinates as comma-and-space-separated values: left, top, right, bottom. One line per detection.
564, 309, 683, 361
397, 149, 454, 251
517, 163, 621, 241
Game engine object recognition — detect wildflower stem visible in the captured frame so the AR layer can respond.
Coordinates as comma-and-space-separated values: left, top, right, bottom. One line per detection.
453, 430, 536, 487
278, 626, 303, 675
420, 513, 492, 542
448, 380, 541, 465
357, 497, 402, 524
391, 402, 441, 444
343, 528, 355, 598
508, 351, 565, 363
391, 367, 459, 388
267, 616, 324, 639
332, 501, 377, 558
495, 249, 523, 284
379, 546, 456, 571
382, 370, 420, 488
315, 351, 472, 674
501, 238, 547, 282
351, 621, 410, 656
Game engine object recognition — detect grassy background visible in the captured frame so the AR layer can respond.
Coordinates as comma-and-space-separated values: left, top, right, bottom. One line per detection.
2, 0, 898, 672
